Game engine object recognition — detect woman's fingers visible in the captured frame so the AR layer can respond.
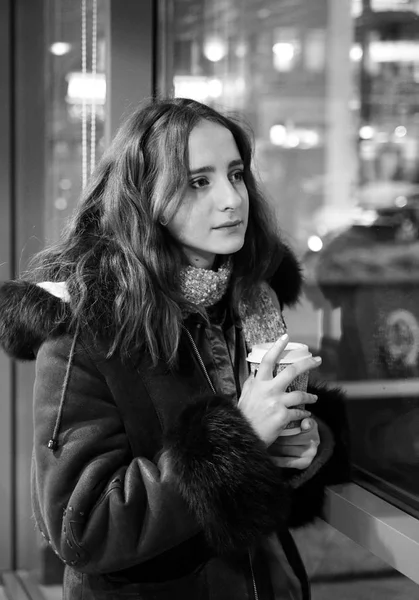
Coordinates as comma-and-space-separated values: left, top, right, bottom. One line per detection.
300, 417, 314, 432
271, 407, 312, 431
282, 391, 318, 408
256, 334, 289, 380
273, 441, 319, 458
269, 394, 315, 430
271, 456, 316, 470
285, 407, 312, 425
274, 356, 322, 390
239, 335, 322, 446
274, 436, 320, 454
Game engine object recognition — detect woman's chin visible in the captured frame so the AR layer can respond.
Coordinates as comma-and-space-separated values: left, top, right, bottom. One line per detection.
215, 238, 245, 256
220, 244, 245, 256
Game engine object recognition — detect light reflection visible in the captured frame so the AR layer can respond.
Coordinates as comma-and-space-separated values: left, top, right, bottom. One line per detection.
203, 37, 227, 62
360, 125, 375, 140
269, 125, 321, 149
50, 42, 71, 56
66, 72, 106, 104
370, 41, 419, 63
207, 79, 223, 98
307, 236, 323, 252
371, 0, 414, 11
395, 196, 408, 207
395, 126, 407, 138
54, 197, 68, 211
272, 42, 295, 60
269, 125, 287, 146
350, 44, 363, 62
272, 42, 296, 72
287, 133, 300, 148
173, 76, 223, 102
351, 0, 363, 17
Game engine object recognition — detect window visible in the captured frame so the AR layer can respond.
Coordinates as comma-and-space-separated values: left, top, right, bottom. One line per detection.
161, 0, 419, 522
10, 2, 154, 591
11, 0, 109, 583
44, 0, 108, 244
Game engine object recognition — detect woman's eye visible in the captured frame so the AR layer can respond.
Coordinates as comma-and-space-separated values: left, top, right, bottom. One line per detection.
230, 170, 244, 183
190, 177, 209, 189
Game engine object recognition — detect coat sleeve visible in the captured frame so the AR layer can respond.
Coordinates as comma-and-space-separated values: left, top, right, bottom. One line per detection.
32, 335, 202, 574
32, 335, 293, 575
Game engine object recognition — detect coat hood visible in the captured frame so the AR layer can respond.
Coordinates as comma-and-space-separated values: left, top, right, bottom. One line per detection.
0, 245, 303, 361
0, 280, 72, 360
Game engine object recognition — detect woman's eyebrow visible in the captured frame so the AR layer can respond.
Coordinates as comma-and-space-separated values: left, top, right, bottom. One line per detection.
188, 159, 244, 176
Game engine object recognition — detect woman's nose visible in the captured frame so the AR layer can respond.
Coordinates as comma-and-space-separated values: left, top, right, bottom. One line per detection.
217, 177, 242, 210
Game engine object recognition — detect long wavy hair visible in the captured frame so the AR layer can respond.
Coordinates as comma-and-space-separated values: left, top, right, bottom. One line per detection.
28, 97, 285, 365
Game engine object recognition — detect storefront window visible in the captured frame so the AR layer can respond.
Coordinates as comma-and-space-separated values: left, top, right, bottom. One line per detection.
162, 0, 419, 520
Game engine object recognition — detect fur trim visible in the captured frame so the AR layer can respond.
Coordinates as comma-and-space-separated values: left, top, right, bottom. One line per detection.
289, 383, 352, 527
164, 395, 291, 554
269, 244, 303, 308
0, 242, 303, 361
0, 281, 70, 360
0, 238, 303, 361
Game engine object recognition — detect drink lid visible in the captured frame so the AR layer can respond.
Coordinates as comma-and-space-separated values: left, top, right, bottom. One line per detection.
246, 342, 311, 364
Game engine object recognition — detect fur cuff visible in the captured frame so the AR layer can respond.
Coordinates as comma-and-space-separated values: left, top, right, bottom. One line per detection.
164, 395, 290, 554
0, 281, 70, 360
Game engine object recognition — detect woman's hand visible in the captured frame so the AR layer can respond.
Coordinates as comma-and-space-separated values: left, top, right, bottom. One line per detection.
238, 334, 321, 447
269, 418, 320, 470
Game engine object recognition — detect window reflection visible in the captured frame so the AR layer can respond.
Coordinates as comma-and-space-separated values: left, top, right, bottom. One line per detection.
45, 0, 107, 244
168, 0, 419, 517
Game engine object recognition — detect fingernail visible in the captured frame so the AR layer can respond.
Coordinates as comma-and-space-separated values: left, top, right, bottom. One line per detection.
279, 333, 289, 342
313, 356, 322, 363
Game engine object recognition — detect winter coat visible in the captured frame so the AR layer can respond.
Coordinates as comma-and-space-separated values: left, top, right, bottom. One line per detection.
0, 251, 349, 600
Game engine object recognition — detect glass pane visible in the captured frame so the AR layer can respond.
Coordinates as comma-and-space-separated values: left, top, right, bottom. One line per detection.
45, 0, 108, 244
15, 0, 109, 589
164, 0, 419, 519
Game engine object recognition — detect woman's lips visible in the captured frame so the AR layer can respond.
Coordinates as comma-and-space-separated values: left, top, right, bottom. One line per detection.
213, 220, 242, 229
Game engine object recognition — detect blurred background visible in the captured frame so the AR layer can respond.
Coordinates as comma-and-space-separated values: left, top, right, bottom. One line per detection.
1, 0, 419, 598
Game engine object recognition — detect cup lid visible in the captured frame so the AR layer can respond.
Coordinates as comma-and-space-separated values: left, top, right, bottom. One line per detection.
246, 342, 312, 364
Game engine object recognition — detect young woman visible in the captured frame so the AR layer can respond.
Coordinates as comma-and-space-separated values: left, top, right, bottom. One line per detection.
0, 98, 348, 599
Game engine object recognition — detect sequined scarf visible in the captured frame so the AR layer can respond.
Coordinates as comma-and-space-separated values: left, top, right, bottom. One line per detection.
179, 260, 287, 349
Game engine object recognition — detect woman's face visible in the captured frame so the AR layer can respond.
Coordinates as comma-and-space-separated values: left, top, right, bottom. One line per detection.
167, 120, 249, 269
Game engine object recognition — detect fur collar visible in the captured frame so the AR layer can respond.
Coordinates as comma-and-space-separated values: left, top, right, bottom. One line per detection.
0, 246, 302, 361
268, 244, 302, 309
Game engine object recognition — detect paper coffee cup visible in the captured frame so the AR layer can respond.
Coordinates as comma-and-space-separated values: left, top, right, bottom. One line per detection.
246, 342, 312, 436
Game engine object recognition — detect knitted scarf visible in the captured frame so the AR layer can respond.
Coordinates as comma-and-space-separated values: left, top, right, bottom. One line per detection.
179, 260, 287, 349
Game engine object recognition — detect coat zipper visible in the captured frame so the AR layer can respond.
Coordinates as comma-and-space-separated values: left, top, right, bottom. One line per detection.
183, 327, 260, 600
184, 327, 217, 394
248, 549, 259, 600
